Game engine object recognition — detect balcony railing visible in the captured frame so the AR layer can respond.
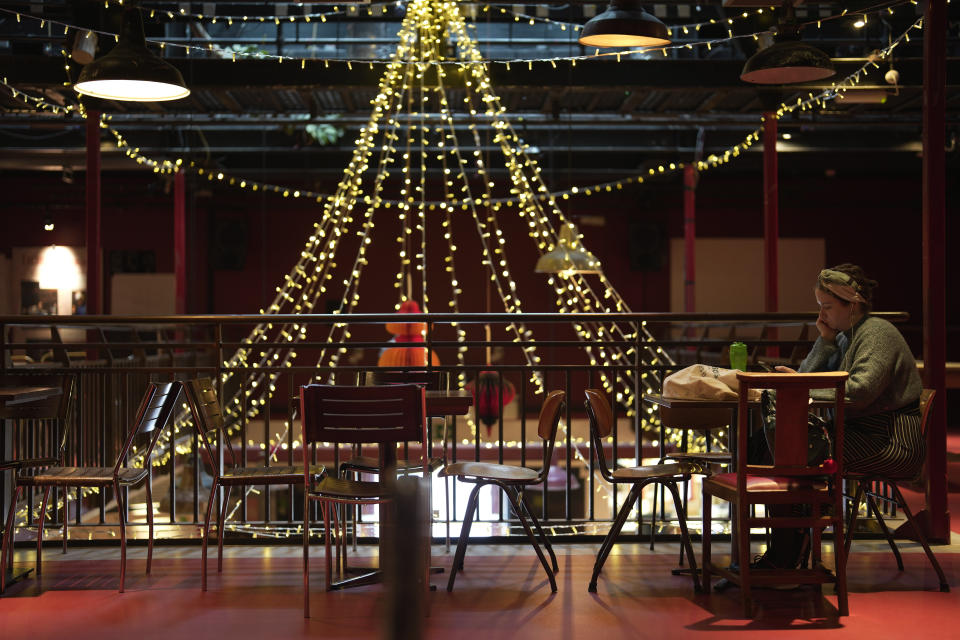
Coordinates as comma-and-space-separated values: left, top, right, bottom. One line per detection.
1, 311, 907, 545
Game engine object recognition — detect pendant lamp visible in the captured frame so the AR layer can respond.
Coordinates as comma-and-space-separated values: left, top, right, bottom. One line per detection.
74, 6, 190, 102
578, 1, 671, 48
740, 3, 835, 85
535, 223, 601, 276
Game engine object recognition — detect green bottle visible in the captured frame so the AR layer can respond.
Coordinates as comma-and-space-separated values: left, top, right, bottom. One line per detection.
729, 341, 748, 372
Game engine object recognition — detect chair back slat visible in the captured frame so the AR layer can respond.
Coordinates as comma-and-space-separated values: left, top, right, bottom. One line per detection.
116, 381, 180, 472
584, 389, 616, 482
370, 369, 447, 391
183, 378, 235, 472
301, 384, 425, 445
535, 390, 566, 482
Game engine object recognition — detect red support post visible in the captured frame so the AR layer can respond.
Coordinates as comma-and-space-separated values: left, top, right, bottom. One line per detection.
762, 112, 779, 357
85, 111, 102, 316
683, 165, 696, 313
174, 171, 187, 314
921, 0, 949, 542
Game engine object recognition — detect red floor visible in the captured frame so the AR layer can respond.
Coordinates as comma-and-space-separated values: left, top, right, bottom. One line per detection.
0, 541, 956, 640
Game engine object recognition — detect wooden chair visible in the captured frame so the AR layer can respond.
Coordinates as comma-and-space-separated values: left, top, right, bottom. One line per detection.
702, 372, 849, 617
844, 389, 949, 592
183, 378, 326, 591
440, 390, 565, 592
0, 374, 74, 593
300, 383, 429, 617
584, 389, 701, 593
1, 381, 179, 593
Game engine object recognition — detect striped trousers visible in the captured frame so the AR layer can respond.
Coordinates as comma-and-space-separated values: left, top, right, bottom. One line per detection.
844, 407, 924, 477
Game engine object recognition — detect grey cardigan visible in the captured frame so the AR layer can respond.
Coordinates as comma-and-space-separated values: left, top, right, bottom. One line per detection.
799, 315, 922, 419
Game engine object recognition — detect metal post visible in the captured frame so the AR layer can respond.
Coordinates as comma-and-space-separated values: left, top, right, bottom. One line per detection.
762, 112, 779, 357
85, 111, 102, 315
921, 0, 949, 542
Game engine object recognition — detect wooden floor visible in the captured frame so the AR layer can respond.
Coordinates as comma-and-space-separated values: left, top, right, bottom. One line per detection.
1, 536, 957, 639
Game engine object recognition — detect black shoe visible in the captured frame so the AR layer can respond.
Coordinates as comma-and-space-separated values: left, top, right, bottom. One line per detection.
749, 551, 800, 590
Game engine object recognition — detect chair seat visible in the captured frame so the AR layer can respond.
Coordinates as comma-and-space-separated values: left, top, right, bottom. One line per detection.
221, 464, 325, 485
706, 472, 827, 492
19, 466, 146, 486
439, 461, 538, 483
340, 455, 443, 474
611, 461, 691, 481
665, 451, 731, 463
310, 475, 388, 500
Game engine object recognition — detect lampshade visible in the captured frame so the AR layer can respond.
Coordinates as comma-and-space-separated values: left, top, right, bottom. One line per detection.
740, 40, 836, 85
535, 223, 601, 276
74, 7, 189, 102
578, 1, 671, 48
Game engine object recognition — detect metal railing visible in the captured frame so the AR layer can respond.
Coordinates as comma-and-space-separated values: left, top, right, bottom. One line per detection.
1, 311, 907, 544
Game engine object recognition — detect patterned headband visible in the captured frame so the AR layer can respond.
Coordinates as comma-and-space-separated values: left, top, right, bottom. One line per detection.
818, 269, 867, 304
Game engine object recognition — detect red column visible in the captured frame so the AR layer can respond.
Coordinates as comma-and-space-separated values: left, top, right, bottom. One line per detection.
762, 113, 779, 357
174, 171, 187, 314
683, 165, 696, 312
85, 111, 102, 315
921, 0, 949, 542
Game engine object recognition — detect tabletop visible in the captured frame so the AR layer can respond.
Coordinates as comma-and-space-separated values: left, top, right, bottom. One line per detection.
0, 385, 62, 408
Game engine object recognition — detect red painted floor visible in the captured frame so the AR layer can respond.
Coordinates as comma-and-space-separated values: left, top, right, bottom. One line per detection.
0, 541, 956, 640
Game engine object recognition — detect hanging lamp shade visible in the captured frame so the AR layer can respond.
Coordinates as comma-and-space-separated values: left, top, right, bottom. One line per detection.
740, 3, 835, 85
74, 7, 190, 102
578, 1, 671, 48
535, 223, 601, 276
740, 40, 836, 84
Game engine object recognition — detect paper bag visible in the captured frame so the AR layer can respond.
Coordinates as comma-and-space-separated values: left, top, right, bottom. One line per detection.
662, 364, 761, 401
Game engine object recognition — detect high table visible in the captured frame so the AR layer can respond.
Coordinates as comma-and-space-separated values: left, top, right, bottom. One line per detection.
1, 385, 64, 589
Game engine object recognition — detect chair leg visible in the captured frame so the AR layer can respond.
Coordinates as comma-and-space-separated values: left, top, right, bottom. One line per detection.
303, 495, 310, 619
866, 491, 904, 571
737, 501, 752, 618
145, 476, 154, 575
649, 481, 657, 551
217, 485, 232, 574
832, 502, 849, 616
664, 481, 701, 592
1, 485, 23, 594
702, 487, 712, 593
322, 501, 333, 590
518, 490, 558, 573
35, 486, 51, 576
503, 487, 556, 592
589, 484, 640, 593
446, 483, 482, 592
844, 481, 866, 561
62, 487, 69, 555
200, 481, 218, 592
443, 473, 451, 553
890, 484, 950, 592
115, 480, 127, 593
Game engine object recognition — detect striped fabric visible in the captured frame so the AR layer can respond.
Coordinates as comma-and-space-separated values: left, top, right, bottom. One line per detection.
844, 406, 924, 478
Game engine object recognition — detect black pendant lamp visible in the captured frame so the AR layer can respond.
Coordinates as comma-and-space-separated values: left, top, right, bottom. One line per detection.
74, 6, 189, 102
740, 3, 835, 85
578, 1, 671, 48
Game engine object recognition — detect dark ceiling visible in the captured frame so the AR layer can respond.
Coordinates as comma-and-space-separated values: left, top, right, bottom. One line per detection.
0, 1, 958, 182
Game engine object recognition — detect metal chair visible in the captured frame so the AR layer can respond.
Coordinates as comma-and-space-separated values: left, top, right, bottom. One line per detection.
183, 377, 326, 591
440, 390, 565, 592
844, 388, 949, 592
342, 370, 452, 549
0, 374, 74, 593
584, 389, 701, 593
300, 383, 429, 617
1, 381, 179, 593
702, 372, 849, 617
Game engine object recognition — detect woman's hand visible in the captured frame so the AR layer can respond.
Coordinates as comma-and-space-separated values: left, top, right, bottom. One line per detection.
816, 316, 839, 342
774, 366, 797, 374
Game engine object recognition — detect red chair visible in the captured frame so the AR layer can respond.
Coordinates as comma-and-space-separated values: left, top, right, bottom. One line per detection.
300, 383, 429, 618
702, 372, 849, 617
2, 381, 179, 593
844, 388, 949, 592
183, 378, 326, 591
